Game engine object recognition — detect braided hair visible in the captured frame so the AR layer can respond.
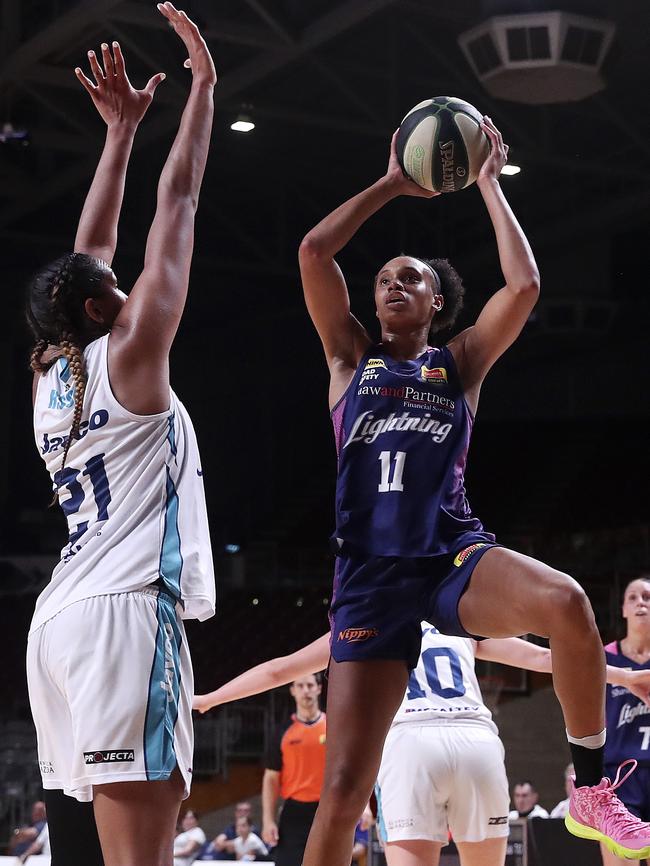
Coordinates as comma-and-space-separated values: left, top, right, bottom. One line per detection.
26, 252, 112, 478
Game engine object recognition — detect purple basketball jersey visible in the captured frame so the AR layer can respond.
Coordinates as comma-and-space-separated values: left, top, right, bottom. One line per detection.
331, 345, 494, 557
604, 641, 650, 766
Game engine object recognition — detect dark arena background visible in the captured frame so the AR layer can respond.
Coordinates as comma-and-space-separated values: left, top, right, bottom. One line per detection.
1, 0, 650, 864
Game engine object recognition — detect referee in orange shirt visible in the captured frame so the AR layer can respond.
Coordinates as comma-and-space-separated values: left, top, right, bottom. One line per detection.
262, 673, 326, 866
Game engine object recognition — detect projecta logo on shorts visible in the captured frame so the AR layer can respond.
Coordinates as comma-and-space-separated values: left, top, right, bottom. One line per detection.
388, 817, 415, 830
420, 365, 447, 385
337, 627, 379, 643
489, 816, 508, 826
39, 760, 55, 775
84, 749, 135, 764
453, 543, 487, 567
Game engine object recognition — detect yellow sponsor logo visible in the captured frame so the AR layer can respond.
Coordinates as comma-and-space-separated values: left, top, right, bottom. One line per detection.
337, 627, 379, 643
319, 734, 327, 745
453, 543, 487, 567
420, 365, 447, 384
365, 358, 387, 371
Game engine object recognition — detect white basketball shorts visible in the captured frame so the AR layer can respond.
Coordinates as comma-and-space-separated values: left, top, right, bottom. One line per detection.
376, 722, 510, 843
27, 587, 194, 802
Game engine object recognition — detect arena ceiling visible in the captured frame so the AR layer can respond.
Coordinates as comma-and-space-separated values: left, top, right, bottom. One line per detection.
1, 0, 649, 277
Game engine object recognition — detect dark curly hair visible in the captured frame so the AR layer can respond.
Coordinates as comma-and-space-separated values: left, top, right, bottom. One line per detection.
416, 257, 466, 337
26, 252, 112, 478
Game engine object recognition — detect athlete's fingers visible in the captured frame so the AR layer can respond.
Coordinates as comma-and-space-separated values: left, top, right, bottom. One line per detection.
100, 42, 114, 78
87, 49, 105, 86
75, 66, 96, 95
112, 41, 126, 78
144, 72, 166, 96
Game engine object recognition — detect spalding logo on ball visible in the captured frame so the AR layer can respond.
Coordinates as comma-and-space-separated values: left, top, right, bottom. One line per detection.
396, 96, 490, 193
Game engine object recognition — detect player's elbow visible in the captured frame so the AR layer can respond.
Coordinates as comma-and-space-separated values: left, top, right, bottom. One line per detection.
513, 272, 540, 298
299, 234, 329, 262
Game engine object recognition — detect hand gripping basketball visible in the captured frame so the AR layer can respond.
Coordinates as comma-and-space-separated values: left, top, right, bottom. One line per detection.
477, 116, 509, 185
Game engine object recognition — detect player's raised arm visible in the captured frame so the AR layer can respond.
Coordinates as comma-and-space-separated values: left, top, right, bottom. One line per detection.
193, 633, 330, 713
109, 2, 215, 412
73, 41, 165, 264
299, 133, 437, 399
448, 118, 540, 396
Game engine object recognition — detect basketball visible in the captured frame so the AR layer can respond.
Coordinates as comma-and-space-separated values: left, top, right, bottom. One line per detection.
396, 96, 490, 193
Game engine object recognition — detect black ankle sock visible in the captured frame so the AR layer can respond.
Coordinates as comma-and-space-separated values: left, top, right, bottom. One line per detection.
570, 743, 604, 788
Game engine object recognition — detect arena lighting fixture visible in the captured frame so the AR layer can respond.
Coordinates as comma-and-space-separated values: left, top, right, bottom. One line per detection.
501, 164, 521, 175
458, 12, 615, 103
230, 112, 255, 133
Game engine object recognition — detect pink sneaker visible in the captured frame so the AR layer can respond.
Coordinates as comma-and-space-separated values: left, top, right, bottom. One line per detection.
566, 760, 650, 859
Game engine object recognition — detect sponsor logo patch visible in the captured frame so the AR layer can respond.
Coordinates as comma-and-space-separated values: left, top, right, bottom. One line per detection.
39, 760, 55, 775
319, 734, 327, 745
388, 817, 415, 830
360, 358, 388, 384
83, 750, 135, 764
489, 816, 509, 825
453, 543, 487, 567
420, 365, 447, 384
337, 627, 379, 643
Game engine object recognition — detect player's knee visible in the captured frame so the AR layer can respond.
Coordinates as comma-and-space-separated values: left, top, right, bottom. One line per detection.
547, 574, 595, 631
321, 769, 371, 826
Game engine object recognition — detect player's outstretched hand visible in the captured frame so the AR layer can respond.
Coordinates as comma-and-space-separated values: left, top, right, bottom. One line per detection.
477, 116, 509, 185
384, 130, 440, 199
192, 693, 214, 714
157, 2, 216, 87
626, 669, 650, 707
75, 41, 166, 128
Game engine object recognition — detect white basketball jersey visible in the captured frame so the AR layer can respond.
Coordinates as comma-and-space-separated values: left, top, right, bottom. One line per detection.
391, 622, 497, 733
31, 334, 215, 632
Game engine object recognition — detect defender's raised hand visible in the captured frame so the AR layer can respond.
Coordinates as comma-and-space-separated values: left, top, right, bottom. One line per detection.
157, 2, 217, 87
75, 41, 166, 128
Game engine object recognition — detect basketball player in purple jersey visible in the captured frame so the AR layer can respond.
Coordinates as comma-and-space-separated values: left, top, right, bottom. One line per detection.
298, 120, 650, 864
601, 577, 650, 866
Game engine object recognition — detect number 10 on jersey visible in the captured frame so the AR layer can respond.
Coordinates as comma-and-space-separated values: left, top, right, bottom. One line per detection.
378, 450, 406, 493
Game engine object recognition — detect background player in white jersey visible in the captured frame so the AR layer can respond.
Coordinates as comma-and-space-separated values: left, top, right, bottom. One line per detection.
24, 6, 216, 866
602, 576, 650, 866
194, 630, 650, 866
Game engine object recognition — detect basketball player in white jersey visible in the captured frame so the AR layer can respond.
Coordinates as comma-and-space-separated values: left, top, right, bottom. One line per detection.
194, 631, 650, 866
25, 6, 216, 866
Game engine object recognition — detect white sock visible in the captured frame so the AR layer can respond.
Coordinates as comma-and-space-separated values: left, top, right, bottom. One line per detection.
566, 728, 606, 748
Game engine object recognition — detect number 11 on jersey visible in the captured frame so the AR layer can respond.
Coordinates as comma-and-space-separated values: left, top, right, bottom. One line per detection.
378, 450, 406, 493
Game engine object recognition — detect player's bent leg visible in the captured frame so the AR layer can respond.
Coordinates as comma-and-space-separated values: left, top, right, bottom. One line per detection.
455, 837, 507, 866
92, 769, 184, 866
457, 546, 605, 739
384, 839, 444, 866
458, 548, 650, 859
302, 658, 408, 866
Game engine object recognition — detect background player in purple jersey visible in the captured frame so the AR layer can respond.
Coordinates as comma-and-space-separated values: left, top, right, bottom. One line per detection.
602, 576, 650, 866
297, 121, 650, 864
